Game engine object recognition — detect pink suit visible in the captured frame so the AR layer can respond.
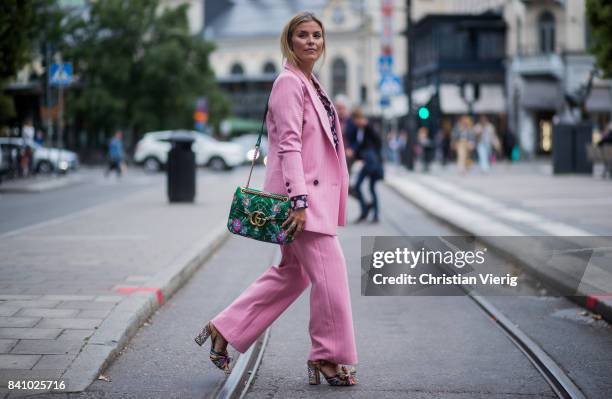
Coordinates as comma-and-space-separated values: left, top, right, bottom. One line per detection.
212, 62, 358, 365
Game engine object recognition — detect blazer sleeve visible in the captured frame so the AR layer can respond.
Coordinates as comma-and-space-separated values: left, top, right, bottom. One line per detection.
269, 74, 308, 198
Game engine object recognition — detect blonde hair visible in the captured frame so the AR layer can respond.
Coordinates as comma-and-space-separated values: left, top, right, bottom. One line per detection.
280, 12, 326, 68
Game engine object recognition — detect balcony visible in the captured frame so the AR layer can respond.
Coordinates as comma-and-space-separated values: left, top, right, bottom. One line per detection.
513, 47, 564, 80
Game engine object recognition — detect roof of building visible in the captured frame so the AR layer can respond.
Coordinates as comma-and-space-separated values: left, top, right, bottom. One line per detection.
204, 0, 329, 40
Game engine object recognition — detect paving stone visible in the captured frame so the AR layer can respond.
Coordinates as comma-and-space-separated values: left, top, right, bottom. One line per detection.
56, 329, 94, 341
93, 295, 123, 303
10, 340, 82, 355
0, 328, 62, 340
0, 369, 63, 387
0, 307, 19, 317
0, 318, 40, 328
75, 310, 110, 319
0, 301, 59, 309
0, 296, 40, 301
0, 340, 17, 353
0, 355, 40, 369
40, 295, 95, 302
36, 318, 102, 330
15, 309, 78, 319
124, 275, 152, 282
56, 301, 115, 310
32, 354, 77, 370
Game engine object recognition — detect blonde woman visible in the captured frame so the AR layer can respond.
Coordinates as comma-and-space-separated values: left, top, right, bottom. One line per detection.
194, 12, 358, 387
452, 115, 476, 173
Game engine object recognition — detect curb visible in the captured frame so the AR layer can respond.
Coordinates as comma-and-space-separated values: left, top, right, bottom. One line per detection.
60, 224, 230, 392
384, 176, 612, 324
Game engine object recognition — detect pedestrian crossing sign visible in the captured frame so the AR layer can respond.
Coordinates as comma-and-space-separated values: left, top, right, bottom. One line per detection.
50, 63, 73, 86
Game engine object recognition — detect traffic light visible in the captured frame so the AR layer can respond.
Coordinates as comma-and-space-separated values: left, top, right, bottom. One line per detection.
418, 106, 430, 120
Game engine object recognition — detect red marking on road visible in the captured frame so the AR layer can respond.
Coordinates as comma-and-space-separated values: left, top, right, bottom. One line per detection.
586, 296, 598, 309
115, 287, 164, 305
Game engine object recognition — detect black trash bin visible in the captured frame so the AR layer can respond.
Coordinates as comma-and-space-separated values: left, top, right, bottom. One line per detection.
552, 122, 593, 175
167, 133, 196, 203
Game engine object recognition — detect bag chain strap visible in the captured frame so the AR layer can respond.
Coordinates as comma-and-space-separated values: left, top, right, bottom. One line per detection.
245, 100, 269, 188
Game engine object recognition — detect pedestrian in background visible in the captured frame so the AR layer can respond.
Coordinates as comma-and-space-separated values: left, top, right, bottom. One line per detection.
21, 118, 35, 176
502, 128, 517, 162
335, 94, 357, 183
34, 130, 45, 146
22, 118, 35, 146
437, 120, 452, 167
473, 115, 500, 172
417, 126, 434, 172
105, 130, 124, 178
352, 108, 384, 223
386, 130, 401, 164
194, 12, 358, 387
597, 122, 612, 147
452, 115, 475, 174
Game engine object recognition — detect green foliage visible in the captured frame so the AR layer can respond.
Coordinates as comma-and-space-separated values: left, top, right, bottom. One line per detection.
0, 0, 51, 122
0, 0, 39, 80
62, 0, 228, 138
586, 0, 612, 78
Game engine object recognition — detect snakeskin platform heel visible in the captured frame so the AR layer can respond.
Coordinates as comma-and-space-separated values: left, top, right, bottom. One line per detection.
307, 360, 358, 386
194, 321, 232, 375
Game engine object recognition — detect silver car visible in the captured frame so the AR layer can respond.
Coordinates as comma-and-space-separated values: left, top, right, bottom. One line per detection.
0, 137, 79, 174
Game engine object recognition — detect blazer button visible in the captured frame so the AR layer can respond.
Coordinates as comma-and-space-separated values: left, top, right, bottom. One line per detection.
287, 188, 292, 193
313, 179, 319, 186
285, 182, 290, 187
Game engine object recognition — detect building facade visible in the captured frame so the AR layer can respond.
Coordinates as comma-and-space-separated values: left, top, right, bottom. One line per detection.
201, 0, 408, 120
410, 0, 612, 157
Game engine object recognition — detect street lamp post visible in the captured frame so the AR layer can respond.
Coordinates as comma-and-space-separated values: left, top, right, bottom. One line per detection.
403, 0, 415, 170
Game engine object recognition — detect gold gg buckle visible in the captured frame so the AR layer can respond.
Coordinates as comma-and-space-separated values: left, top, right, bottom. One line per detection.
248, 211, 267, 227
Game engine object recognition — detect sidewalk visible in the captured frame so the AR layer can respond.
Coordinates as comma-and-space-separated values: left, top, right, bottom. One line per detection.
0, 172, 87, 194
0, 168, 256, 397
384, 161, 612, 322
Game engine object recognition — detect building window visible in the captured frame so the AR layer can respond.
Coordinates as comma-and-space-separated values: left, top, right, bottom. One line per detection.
262, 61, 276, 75
230, 63, 244, 76
331, 57, 347, 98
538, 11, 555, 54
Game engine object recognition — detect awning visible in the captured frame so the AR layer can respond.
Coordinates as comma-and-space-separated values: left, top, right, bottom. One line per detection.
586, 86, 612, 113
520, 80, 563, 110
412, 85, 435, 105
223, 116, 263, 133
439, 84, 505, 114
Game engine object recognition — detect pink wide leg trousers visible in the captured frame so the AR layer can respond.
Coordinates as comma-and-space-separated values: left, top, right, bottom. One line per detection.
212, 231, 358, 365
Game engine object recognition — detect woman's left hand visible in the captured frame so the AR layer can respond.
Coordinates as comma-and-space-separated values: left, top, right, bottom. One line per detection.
282, 208, 306, 238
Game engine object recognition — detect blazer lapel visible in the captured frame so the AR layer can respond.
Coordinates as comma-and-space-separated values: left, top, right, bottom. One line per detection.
285, 63, 337, 151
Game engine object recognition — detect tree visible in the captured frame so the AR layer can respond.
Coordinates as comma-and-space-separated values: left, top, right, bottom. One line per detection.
586, 0, 612, 78
0, 0, 50, 122
62, 0, 229, 143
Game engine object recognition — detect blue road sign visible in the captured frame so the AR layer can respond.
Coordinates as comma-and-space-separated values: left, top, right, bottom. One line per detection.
378, 55, 393, 74
50, 63, 73, 86
379, 96, 391, 108
378, 73, 403, 97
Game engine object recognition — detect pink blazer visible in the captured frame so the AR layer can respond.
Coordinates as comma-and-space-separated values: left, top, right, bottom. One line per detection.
263, 62, 349, 236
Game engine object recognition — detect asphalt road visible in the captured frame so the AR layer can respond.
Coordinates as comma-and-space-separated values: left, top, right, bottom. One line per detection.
25, 172, 612, 399
0, 168, 163, 235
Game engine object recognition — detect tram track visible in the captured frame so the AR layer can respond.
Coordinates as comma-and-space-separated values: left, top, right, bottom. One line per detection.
383, 205, 587, 399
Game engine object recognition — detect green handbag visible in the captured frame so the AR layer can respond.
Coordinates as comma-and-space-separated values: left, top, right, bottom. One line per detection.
226, 103, 295, 245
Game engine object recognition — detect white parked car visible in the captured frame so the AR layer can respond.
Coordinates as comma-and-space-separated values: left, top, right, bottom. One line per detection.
231, 133, 269, 165
0, 137, 79, 174
133, 130, 245, 172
